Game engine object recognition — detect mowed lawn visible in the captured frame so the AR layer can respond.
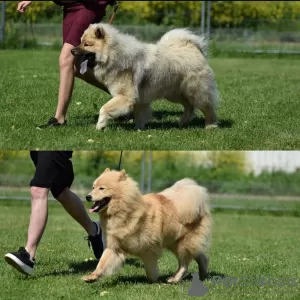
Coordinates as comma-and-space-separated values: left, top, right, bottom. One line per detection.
0, 50, 300, 150
0, 200, 299, 300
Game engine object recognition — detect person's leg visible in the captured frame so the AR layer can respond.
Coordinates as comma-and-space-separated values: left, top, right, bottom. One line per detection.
25, 187, 49, 260
54, 42, 110, 125
52, 6, 108, 125
50, 153, 104, 259
4, 186, 49, 275
55, 43, 76, 124
4, 152, 53, 275
56, 187, 96, 236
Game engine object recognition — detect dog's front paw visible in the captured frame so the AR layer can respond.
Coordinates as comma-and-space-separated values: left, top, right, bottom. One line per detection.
82, 273, 98, 283
167, 276, 177, 284
205, 124, 218, 129
96, 123, 106, 130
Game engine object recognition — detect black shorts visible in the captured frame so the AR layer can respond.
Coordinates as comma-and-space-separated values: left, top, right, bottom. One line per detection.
30, 151, 74, 198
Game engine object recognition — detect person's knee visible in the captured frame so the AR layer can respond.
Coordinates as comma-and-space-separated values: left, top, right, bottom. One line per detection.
55, 187, 69, 203
30, 186, 48, 200
59, 49, 74, 70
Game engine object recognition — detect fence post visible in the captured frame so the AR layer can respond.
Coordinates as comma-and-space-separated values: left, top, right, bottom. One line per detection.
147, 151, 152, 193
206, 0, 211, 36
201, 1, 206, 34
140, 151, 146, 193
0, 1, 6, 42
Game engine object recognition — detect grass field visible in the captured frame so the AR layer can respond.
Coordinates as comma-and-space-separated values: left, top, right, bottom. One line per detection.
0, 50, 300, 150
0, 200, 299, 300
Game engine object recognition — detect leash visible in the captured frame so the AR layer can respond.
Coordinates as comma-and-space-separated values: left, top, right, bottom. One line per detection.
117, 150, 123, 170
109, 1, 120, 24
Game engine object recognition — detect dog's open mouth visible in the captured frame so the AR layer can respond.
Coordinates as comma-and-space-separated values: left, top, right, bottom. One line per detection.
89, 197, 111, 213
71, 48, 96, 72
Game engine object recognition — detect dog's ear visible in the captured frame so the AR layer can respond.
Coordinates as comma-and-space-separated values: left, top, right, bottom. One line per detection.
119, 169, 127, 181
95, 26, 105, 39
104, 168, 111, 172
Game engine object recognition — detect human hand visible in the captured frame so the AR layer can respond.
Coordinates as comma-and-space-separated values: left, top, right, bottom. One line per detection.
17, 1, 33, 13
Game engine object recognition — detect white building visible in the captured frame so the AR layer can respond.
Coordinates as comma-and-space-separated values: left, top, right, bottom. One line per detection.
187, 151, 300, 175
246, 151, 300, 175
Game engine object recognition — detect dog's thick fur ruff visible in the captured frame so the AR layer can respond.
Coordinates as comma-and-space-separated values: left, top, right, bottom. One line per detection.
83, 169, 212, 284
72, 24, 219, 130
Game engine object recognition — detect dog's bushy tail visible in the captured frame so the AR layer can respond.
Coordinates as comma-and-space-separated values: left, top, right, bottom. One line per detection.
160, 178, 211, 223
158, 29, 209, 57
160, 179, 212, 250
160, 178, 212, 251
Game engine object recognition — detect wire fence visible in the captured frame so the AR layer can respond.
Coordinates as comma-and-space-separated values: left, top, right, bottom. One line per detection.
7, 20, 300, 54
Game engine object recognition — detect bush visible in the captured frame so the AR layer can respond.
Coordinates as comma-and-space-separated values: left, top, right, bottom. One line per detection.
0, 22, 38, 49
4, 1, 300, 28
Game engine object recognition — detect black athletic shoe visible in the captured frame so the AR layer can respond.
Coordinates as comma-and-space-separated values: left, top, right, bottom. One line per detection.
36, 117, 67, 129
85, 222, 104, 260
4, 247, 35, 275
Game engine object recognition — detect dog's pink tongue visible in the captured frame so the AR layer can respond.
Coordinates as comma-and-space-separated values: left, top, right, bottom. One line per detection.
80, 59, 88, 75
89, 205, 99, 213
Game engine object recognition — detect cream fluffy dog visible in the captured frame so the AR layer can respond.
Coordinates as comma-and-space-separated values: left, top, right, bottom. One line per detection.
83, 169, 212, 284
71, 24, 219, 130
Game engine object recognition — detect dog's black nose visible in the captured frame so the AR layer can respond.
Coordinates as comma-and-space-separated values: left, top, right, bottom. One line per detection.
71, 48, 76, 55
86, 195, 92, 202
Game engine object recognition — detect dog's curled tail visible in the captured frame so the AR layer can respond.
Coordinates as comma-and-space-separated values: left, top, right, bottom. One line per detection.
160, 178, 211, 222
158, 29, 209, 57
160, 178, 212, 251
173, 178, 212, 251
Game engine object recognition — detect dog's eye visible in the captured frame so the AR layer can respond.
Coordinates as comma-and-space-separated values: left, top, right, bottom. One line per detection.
84, 42, 90, 47
99, 187, 105, 190
92, 186, 94, 190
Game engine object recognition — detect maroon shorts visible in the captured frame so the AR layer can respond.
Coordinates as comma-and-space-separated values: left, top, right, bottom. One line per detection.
63, 4, 107, 47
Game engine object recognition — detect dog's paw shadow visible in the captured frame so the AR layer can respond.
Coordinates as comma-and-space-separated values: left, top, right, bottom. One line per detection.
38, 260, 98, 278
102, 274, 167, 287
206, 270, 227, 280
103, 271, 213, 288
72, 114, 99, 127
69, 257, 142, 274
69, 260, 99, 273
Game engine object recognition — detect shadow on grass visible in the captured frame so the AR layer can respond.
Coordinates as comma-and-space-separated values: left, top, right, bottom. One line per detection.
33, 263, 225, 287
207, 270, 227, 280
38, 257, 144, 278
93, 270, 226, 288
72, 111, 233, 130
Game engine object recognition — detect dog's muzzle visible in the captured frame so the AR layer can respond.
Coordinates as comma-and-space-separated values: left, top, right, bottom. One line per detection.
71, 48, 96, 68
88, 197, 111, 213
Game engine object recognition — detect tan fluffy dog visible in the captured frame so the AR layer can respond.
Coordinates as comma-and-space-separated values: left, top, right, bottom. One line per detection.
83, 169, 212, 284
71, 23, 219, 130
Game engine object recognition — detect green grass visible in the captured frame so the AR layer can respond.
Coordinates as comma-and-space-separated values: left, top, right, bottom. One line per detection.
0, 200, 299, 300
1, 50, 300, 150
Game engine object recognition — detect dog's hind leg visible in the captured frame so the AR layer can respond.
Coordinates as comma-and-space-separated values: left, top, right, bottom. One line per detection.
96, 95, 134, 130
82, 248, 125, 283
167, 247, 192, 284
133, 103, 152, 130
198, 102, 218, 129
167, 258, 191, 284
140, 252, 161, 283
194, 252, 209, 281
179, 101, 195, 128
182, 73, 219, 129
